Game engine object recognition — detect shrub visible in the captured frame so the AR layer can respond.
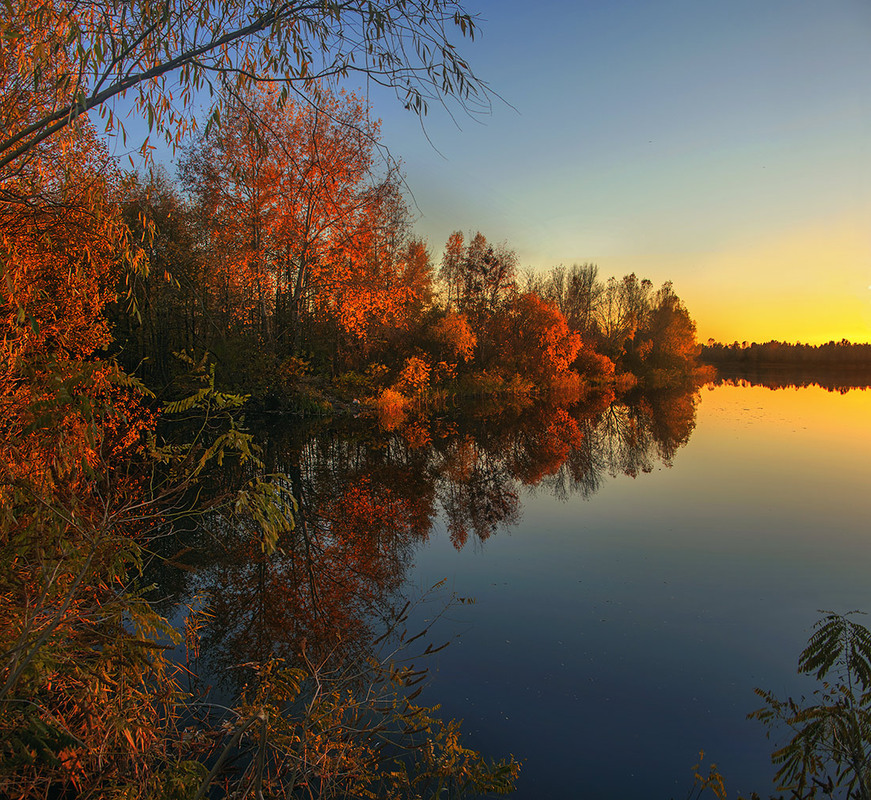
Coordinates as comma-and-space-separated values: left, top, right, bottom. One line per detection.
374, 388, 408, 429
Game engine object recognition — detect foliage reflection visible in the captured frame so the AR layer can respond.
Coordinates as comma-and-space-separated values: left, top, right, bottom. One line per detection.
154, 387, 701, 692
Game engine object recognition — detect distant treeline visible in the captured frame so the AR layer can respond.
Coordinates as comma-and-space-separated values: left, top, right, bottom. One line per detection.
700, 340, 871, 392
710, 372, 871, 393
701, 339, 871, 367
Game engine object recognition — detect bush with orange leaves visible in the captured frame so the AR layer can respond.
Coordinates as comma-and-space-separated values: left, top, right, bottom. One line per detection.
432, 311, 477, 362
396, 355, 432, 396
573, 345, 617, 385
0, 119, 176, 797
374, 387, 409, 430
488, 293, 583, 389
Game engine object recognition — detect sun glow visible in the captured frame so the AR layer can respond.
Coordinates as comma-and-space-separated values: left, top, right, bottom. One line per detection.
689, 216, 871, 344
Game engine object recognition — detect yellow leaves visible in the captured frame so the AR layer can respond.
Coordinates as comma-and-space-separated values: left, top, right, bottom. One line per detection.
691, 751, 728, 800
183, 604, 209, 662
234, 476, 297, 554
232, 650, 519, 799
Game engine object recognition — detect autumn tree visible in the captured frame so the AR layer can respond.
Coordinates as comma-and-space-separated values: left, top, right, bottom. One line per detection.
640, 283, 700, 371
439, 230, 467, 310
0, 5, 523, 796
0, 112, 511, 794
0, 0, 488, 177
176, 86, 431, 378
607, 281, 702, 385
0, 117, 150, 518
436, 231, 516, 316
432, 310, 477, 363
458, 232, 517, 319
489, 292, 583, 388
318, 184, 434, 364
597, 273, 654, 359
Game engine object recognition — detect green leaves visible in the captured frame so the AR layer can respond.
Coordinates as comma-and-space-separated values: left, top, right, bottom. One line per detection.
751, 612, 871, 800
800, 612, 871, 689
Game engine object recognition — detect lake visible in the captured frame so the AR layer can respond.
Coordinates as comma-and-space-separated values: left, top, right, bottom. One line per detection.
166, 380, 871, 798
405, 382, 871, 798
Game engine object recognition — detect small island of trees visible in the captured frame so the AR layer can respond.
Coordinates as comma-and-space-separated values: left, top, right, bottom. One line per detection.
112, 86, 707, 415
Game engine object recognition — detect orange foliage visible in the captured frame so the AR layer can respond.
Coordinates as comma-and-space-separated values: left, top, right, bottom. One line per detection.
644, 288, 700, 366
493, 293, 583, 386
432, 311, 477, 361
0, 117, 166, 794
403, 420, 433, 450
397, 356, 432, 396
573, 346, 617, 383
502, 407, 584, 486
181, 86, 429, 354
1, 121, 151, 500
298, 474, 433, 650
374, 388, 408, 429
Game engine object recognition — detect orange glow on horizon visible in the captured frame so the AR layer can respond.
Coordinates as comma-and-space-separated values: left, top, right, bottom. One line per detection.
693, 216, 871, 345
595, 215, 871, 345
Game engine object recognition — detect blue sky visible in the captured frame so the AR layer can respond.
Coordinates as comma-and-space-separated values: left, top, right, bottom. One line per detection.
366, 0, 871, 343
124, 0, 871, 343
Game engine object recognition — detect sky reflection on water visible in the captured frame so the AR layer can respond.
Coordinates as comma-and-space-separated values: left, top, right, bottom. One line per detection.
407, 384, 871, 799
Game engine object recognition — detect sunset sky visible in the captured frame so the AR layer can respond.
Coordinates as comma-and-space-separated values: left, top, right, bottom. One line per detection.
131, 0, 871, 345
362, 0, 871, 345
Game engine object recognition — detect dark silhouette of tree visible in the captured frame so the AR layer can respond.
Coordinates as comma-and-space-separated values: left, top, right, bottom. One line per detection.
701, 339, 871, 391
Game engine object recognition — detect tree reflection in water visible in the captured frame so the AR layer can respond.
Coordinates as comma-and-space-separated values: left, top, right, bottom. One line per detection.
154, 386, 701, 692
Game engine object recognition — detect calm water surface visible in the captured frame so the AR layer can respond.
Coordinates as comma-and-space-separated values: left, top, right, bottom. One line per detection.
164, 382, 871, 798
406, 383, 871, 798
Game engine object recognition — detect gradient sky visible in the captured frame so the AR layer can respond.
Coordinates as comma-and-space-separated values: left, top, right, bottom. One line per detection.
360, 0, 871, 344
128, 0, 871, 344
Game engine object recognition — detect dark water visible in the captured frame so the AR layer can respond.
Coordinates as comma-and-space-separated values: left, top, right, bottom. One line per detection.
406, 383, 871, 798
158, 382, 871, 798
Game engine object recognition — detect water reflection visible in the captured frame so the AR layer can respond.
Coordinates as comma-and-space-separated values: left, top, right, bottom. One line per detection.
154, 386, 701, 690
712, 366, 871, 393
